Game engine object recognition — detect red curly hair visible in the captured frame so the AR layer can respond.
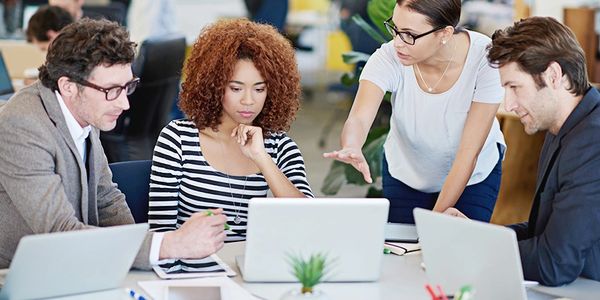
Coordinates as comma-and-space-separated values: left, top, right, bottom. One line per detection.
179, 18, 301, 133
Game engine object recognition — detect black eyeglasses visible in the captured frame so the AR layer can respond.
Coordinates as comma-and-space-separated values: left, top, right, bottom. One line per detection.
74, 77, 140, 101
384, 17, 446, 45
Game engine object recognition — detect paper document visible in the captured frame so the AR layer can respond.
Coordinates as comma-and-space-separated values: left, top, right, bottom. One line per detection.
152, 254, 236, 279
138, 277, 258, 300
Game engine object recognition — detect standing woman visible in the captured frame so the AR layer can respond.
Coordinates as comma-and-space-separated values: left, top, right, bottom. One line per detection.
149, 19, 313, 241
324, 0, 505, 224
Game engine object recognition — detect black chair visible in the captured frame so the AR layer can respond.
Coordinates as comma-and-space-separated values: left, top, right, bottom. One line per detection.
101, 34, 186, 162
109, 160, 151, 223
82, 2, 127, 25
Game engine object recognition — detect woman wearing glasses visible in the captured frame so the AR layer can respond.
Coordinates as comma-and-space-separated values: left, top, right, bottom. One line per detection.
148, 19, 313, 243
325, 0, 505, 224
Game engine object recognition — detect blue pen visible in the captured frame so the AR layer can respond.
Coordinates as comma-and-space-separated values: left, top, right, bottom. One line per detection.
126, 288, 147, 300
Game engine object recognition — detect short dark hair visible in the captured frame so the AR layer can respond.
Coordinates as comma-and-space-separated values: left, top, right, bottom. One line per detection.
396, 0, 461, 30
487, 16, 590, 96
38, 18, 136, 92
25, 5, 73, 43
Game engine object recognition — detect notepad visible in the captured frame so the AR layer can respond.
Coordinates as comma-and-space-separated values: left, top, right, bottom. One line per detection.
152, 254, 236, 279
384, 242, 421, 256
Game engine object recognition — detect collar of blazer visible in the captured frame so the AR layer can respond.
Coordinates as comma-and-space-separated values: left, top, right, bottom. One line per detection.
530, 87, 600, 229
36, 81, 94, 224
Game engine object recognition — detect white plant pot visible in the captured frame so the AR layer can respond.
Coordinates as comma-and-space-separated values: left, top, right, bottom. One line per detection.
280, 289, 329, 300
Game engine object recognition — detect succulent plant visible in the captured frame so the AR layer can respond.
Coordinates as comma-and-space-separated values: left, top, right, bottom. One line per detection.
287, 253, 329, 294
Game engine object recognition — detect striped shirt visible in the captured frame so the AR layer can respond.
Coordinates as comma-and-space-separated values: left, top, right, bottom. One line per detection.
148, 119, 313, 242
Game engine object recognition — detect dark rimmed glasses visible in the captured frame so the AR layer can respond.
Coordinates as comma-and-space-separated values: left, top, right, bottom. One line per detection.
75, 77, 140, 101
384, 17, 446, 45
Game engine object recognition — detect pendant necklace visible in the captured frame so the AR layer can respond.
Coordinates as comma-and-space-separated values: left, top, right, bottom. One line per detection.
415, 37, 457, 93
217, 134, 247, 225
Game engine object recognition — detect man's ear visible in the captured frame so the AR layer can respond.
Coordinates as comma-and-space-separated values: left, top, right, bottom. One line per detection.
544, 61, 564, 90
46, 30, 58, 41
56, 76, 78, 100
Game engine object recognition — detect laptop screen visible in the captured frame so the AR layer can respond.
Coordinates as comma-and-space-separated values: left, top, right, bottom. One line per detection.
0, 52, 14, 95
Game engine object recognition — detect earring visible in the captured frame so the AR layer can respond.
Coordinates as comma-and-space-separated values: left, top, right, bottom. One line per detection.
442, 40, 447, 45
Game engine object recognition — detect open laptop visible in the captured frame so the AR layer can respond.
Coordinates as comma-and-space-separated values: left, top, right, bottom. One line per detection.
237, 198, 389, 282
0, 51, 14, 100
0, 223, 148, 300
414, 208, 558, 300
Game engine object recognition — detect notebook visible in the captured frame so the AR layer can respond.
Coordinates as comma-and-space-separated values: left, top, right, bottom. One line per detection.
0, 224, 148, 300
237, 198, 389, 282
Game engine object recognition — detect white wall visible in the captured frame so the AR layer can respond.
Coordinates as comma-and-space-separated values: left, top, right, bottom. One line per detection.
532, 0, 595, 20
174, 0, 247, 44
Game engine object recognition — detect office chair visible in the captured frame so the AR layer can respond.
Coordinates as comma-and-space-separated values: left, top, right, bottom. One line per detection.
101, 34, 186, 162
248, 0, 288, 33
109, 160, 151, 223
82, 2, 127, 25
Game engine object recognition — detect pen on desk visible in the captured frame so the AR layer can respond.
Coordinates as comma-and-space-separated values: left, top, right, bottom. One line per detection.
126, 288, 147, 300
425, 284, 437, 299
437, 285, 449, 300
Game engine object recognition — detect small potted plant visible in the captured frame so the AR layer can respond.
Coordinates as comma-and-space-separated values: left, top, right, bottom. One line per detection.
280, 253, 330, 300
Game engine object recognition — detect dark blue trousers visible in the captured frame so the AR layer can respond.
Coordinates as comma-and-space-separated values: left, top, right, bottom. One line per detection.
382, 147, 502, 224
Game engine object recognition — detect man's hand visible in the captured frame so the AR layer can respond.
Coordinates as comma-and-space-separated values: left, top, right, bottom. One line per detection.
159, 208, 227, 259
443, 207, 469, 219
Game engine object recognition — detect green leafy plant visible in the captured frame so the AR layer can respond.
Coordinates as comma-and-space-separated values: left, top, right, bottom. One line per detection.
287, 253, 330, 294
322, 0, 395, 196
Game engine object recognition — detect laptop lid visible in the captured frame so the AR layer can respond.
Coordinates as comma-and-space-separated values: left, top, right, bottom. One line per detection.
0, 51, 14, 96
0, 223, 148, 300
239, 198, 389, 282
414, 208, 527, 300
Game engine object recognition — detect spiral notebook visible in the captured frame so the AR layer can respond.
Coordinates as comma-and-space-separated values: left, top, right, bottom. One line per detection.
153, 254, 236, 279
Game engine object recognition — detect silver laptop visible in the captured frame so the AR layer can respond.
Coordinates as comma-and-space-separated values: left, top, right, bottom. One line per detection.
414, 208, 560, 300
237, 198, 389, 282
0, 223, 148, 300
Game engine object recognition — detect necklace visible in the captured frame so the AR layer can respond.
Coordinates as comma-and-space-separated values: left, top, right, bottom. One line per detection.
218, 135, 247, 225
415, 37, 457, 93
224, 172, 246, 225
201, 131, 247, 225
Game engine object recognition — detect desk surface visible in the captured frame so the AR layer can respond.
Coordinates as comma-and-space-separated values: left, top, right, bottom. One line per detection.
111, 242, 599, 300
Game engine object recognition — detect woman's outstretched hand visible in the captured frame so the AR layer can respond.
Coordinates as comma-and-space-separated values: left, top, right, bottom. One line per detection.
323, 148, 372, 184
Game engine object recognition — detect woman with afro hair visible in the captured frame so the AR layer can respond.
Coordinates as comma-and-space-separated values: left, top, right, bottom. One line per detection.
148, 19, 313, 242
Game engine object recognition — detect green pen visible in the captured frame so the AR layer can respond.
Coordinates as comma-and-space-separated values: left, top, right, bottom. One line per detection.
205, 211, 231, 230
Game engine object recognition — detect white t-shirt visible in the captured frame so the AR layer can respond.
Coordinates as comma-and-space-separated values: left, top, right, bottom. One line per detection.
360, 30, 505, 193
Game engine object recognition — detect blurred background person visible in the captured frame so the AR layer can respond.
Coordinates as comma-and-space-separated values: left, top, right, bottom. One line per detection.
26, 5, 73, 51
48, 0, 83, 21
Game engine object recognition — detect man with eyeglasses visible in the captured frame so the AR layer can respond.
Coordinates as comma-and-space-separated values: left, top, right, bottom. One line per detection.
0, 19, 227, 270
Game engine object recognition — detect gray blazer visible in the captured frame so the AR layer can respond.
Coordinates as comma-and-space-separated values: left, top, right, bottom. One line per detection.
0, 82, 151, 270
509, 87, 600, 286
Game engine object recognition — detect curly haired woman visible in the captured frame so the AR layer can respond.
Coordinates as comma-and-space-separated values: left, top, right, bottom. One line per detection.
148, 19, 313, 242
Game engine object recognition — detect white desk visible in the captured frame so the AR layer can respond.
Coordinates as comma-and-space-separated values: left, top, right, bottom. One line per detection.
112, 242, 600, 300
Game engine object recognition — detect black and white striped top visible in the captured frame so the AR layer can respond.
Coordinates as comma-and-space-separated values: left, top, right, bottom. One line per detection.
148, 119, 314, 242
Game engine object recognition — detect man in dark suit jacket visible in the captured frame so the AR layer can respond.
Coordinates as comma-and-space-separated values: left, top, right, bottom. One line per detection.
0, 19, 226, 270
445, 16, 600, 286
